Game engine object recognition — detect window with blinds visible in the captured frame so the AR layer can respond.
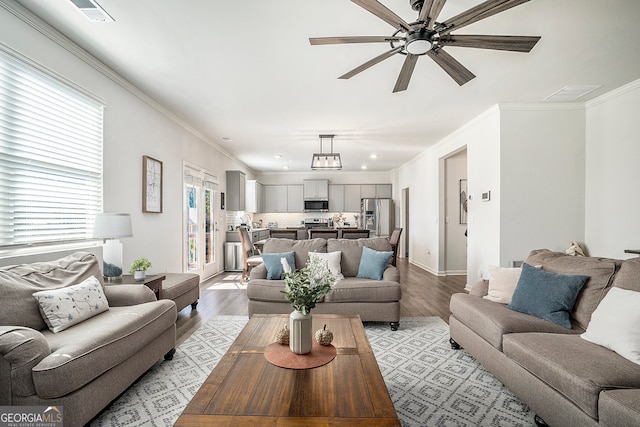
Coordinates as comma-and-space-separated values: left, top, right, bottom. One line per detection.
0, 47, 104, 248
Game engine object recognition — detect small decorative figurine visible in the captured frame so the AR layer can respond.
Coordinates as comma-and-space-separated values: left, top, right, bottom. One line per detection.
315, 324, 333, 346
275, 325, 290, 345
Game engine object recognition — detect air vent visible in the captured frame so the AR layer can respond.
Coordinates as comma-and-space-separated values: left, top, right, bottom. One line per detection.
69, 0, 114, 22
544, 85, 601, 102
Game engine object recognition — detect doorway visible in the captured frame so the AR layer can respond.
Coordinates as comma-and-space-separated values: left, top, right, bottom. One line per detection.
401, 187, 410, 259
184, 165, 219, 279
443, 149, 468, 275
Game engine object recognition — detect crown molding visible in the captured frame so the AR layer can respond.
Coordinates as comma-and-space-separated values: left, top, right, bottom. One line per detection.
586, 78, 640, 109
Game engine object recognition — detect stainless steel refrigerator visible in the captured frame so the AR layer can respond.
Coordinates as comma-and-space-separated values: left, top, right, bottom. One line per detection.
360, 198, 393, 237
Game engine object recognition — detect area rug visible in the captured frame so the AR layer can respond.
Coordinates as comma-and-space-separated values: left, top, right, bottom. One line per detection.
90, 316, 536, 426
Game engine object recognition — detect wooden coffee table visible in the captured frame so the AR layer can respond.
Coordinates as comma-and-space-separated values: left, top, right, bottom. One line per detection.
174, 314, 400, 426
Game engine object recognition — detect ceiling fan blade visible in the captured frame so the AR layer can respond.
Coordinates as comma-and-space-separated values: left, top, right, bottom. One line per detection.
439, 35, 541, 52
438, 0, 530, 35
351, 0, 413, 32
426, 48, 475, 86
310, 36, 404, 45
418, 0, 435, 22
339, 46, 404, 80
418, 0, 448, 29
393, 54, 419, 93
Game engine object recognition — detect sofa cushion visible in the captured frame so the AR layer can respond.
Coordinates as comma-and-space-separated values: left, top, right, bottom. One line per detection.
503, 333, 640, 419
599, 389, 640, 427
484, 265, 522, 304
161, 273, 200, 301
0, 252, 103, 331
327, 238, 393, 278
357, 246, 393, 280
309, 251, 343, 280
263, 238, 326, 270
262, 251, 296, 280
323, 278, 401, 303
524, 249, 620, 330
449, 293, 578, 351
581, 287, 640, 365
611, 257, 640, 292
507, 263, 588, 328
246, 278, 290, 303
32, 276, 109, 333
32, 300, 176, 398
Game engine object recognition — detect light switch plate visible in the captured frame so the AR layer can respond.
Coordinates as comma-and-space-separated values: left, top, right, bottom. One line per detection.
481, 191, 491, 202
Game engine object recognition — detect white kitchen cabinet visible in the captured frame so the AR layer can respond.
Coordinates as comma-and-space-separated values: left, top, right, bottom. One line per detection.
376, 184, 392, 198
245, 180, 263, 213
225, 170, 245, 211
303, 179, 329, 200
264, 185, 288, 213
344, 185, 362, 212
287, 185, 304, 212
329, 184, 345, 212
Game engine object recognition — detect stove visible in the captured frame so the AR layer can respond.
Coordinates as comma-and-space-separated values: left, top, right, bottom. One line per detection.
304, 218, 330, 229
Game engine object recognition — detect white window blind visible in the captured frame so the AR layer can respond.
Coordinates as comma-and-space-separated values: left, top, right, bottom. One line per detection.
0, 47, 104, 247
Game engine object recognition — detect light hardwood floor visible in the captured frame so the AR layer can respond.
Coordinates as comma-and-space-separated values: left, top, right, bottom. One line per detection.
175, 258, 467, 346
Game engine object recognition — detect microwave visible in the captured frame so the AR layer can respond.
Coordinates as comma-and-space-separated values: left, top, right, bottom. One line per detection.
304, 200, 329, 212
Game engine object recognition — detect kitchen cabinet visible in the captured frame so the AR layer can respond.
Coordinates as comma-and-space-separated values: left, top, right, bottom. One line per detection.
361, 184, 392, 199
225, 170, 245, 211
251, 228, 270, 242
303, 179, 329, 200
245, 180, 263, 213
329, 184, 345, 212
344, 185, 362, 212
264, 185, 288, 212
287, 185, 304, 212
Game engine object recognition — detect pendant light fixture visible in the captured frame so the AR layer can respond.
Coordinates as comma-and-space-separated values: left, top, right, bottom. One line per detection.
311, 134, 342, 170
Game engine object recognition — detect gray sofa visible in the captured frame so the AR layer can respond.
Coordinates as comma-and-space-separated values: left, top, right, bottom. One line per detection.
247, 237, 402, 330
449, 249, 640, 426
0, 252, 177, 426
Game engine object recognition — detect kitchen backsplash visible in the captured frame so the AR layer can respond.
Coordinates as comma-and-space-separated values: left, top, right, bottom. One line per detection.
225, 211, 359, 229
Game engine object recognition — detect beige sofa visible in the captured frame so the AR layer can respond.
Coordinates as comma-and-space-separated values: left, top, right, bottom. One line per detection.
247, 237, 402, 330
449, 249, 640, 426
0, 252, 177, 426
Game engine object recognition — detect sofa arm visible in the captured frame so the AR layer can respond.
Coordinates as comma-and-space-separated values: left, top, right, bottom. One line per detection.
383, 265, 400, 282
0, 326, 50, 400
103, 284, 157, 306
468, 279, 489, 297
250, 264, 267, 280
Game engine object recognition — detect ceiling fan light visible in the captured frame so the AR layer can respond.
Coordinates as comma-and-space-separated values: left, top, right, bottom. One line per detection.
405, 38, 432, 55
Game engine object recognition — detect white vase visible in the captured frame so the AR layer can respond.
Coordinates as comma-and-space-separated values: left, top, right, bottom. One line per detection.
134, 270, 146, 281
289, 310, 312, 355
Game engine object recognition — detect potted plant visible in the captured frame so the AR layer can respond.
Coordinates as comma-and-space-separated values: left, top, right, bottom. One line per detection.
129, 257, 152, 281
281, 256, 337, 354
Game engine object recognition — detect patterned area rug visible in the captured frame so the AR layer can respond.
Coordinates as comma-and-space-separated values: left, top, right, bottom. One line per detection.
90, 316, 535, 426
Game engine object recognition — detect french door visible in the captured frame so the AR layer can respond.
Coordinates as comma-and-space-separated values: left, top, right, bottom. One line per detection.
184, 166, 219, 278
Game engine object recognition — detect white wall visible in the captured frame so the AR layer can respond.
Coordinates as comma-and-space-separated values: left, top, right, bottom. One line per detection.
585, 80, 640, 259
0, 4, 253, 274
499, 105, 586, 267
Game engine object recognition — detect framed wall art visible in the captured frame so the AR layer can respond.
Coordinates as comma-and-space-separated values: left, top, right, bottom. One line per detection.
142, 155, 163, 213
459, 179, 468, 224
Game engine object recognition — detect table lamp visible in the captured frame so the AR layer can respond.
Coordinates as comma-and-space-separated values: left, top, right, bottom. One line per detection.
93, 213, 133, 280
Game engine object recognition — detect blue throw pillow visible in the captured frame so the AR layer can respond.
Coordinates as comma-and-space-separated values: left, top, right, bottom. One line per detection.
507, 263, 589, 328
357, 246, 393, 281
261, 251, 296, 280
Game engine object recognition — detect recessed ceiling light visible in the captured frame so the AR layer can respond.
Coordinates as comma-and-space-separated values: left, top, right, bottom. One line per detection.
274, 154, 282, 159
370, 154, 377, 159
221, 137, 232, 141
361, 165, 368, 170
283, 165, 289, 170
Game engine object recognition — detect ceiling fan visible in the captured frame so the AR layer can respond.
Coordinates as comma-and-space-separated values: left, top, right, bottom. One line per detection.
310, 0, 541, 92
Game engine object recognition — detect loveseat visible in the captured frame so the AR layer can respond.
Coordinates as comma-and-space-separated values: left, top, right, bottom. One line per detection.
449, 249, 640, 426
0, 252, 177, 426
247, 237, 402, 330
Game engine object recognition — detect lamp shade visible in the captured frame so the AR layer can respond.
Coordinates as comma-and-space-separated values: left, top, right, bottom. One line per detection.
93, 213, 133, 239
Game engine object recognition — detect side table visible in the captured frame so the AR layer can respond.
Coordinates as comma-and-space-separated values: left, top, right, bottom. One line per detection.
109, 274, 166, 299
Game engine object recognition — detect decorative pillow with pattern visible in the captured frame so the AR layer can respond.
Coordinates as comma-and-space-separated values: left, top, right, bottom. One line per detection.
32, 276, 109, 333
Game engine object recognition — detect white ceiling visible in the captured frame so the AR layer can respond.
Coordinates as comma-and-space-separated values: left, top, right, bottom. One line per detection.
14, 0, 640, 172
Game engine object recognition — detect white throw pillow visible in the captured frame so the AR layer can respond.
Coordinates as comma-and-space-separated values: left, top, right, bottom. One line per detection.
309, 251, 344, 280
32, 276, 109, 333
483, 265, 522, 304
581, 287, 640, 365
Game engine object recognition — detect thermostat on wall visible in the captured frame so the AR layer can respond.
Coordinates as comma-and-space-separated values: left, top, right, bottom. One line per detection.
481, 191, 491, 202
